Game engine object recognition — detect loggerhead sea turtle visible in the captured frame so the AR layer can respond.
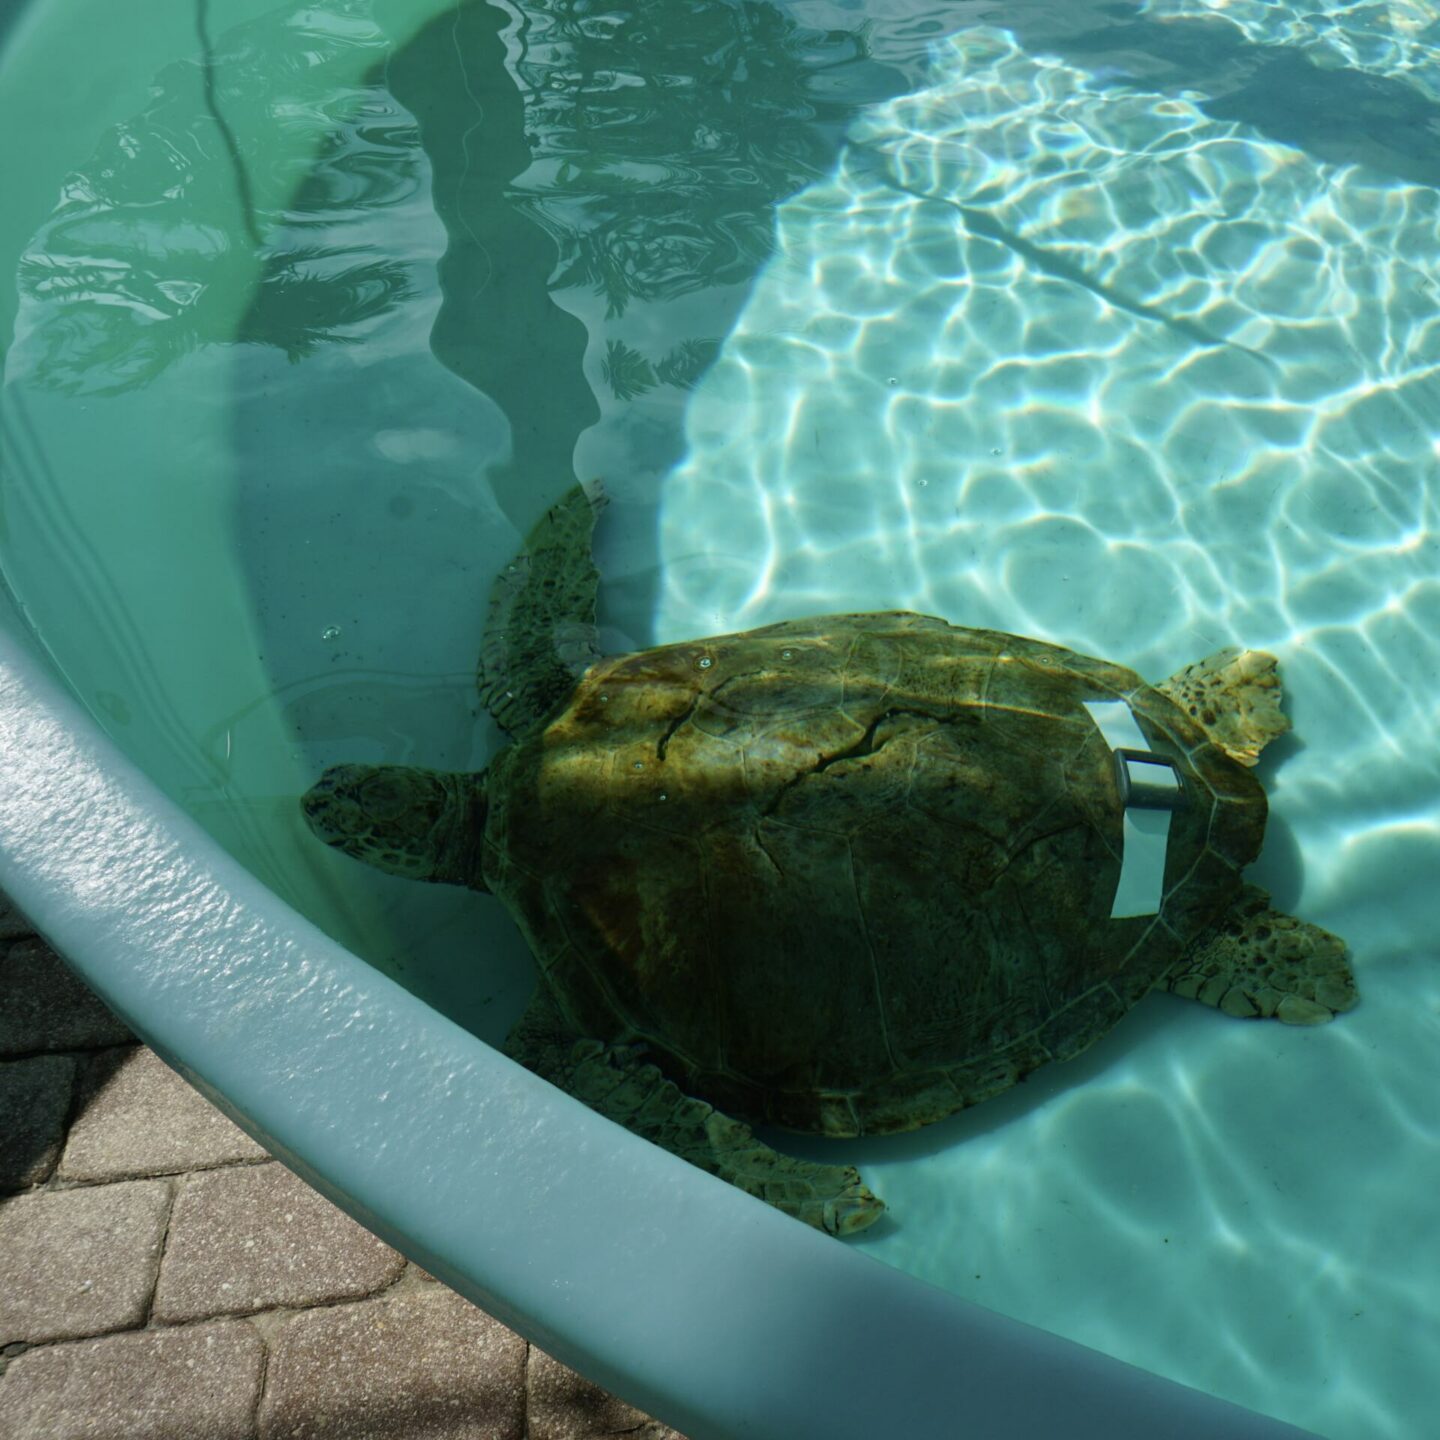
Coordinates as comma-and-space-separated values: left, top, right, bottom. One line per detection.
302, 484, 1357, 1236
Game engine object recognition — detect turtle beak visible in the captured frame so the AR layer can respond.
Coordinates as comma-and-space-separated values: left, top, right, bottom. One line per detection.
301, 763, 394, 860
301, 763, 370, 838
300, 763, 488, 889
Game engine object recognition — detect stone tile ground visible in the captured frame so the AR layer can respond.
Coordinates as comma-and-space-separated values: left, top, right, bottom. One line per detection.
0, 900, 687, 1440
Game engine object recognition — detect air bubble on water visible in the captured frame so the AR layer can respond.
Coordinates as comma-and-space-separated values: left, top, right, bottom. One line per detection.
697, 655, 713, 670
322, 625, 341, 642
886, 376, 899, 387
781, 648, 794, 661
658, 793, 668, 802
633, 760, 645, 770
916, 477, 929, 488
599, 693, 610, 703
990, 447, 1002, 456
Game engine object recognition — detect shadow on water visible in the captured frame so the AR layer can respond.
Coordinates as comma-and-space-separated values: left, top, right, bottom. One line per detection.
384, 0, 1440, 646
1249, 732, 1308, 908
1250, 811, 1306, 913
376, 0, 912, 633
376, 0, 599, 536
969, 0, 1440, 190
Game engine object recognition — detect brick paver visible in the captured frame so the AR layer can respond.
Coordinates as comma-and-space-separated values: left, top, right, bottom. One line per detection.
0, 1320, 263, 1440
153, 1160, 404, 1322
0, 885, 687, 1439
0, 1179, 171, 1345
0, 1053, 75, 1190
0, 938, 133, 1057
60, 1044, 268, 1182
528, 1346, 688, 1440
259, 1287, 527, 1440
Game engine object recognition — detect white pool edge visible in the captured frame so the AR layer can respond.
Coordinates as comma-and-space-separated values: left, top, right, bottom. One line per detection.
0, 623, 1323, 1439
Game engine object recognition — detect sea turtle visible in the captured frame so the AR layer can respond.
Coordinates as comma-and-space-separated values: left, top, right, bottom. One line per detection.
302, 483, 1357, 1236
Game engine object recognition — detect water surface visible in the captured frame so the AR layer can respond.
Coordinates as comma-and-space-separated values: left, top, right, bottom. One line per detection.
2, 2, 1437, 1435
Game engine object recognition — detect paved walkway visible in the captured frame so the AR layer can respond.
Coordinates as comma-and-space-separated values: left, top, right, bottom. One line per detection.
0, 891, 685, 1440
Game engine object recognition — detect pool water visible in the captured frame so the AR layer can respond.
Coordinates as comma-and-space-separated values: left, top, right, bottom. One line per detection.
3, 1, 1438, 1436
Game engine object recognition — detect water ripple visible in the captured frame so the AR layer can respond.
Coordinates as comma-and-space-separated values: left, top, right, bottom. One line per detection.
662, 18, 1440, 1438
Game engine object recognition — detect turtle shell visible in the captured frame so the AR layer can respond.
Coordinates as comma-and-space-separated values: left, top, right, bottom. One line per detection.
481, 613, 1266, 1137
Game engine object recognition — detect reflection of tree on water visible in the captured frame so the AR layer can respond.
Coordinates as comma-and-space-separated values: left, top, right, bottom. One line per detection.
601, 336, 720, 402
19, 239, 411, 396
507, 0, 894, 398
522, 1, 874, 303
13, 3, 416, 396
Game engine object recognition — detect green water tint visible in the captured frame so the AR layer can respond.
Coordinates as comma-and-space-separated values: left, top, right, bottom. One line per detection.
1, 0, 470, 984
3, 0, 1440, 1435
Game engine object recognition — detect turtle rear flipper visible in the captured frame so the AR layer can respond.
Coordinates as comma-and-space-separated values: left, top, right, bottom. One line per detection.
1156, 647, 1288, 766
505, 992, 884, 1237
1163, 884, 1357, 1023
479, 481, 606, 737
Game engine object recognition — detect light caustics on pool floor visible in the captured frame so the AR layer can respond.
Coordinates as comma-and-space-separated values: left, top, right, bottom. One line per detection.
657, 17, 1440, 1440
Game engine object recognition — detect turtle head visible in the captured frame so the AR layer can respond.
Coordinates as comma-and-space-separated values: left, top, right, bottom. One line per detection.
301, 763, 489, 891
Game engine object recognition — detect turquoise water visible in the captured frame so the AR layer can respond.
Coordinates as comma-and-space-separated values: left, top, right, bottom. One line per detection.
2, 1, 1438, 1435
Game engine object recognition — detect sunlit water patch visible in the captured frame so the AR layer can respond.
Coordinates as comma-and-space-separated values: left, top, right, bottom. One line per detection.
659, 19, 1440, 1440
1153, 0, 1440, 105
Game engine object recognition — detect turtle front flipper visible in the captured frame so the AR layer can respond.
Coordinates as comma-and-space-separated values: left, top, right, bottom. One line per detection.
1163, 884, 1358, 1024
1156, 647, 1288, 766
505, 991, 884, 1237
478, 481, 606, 737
